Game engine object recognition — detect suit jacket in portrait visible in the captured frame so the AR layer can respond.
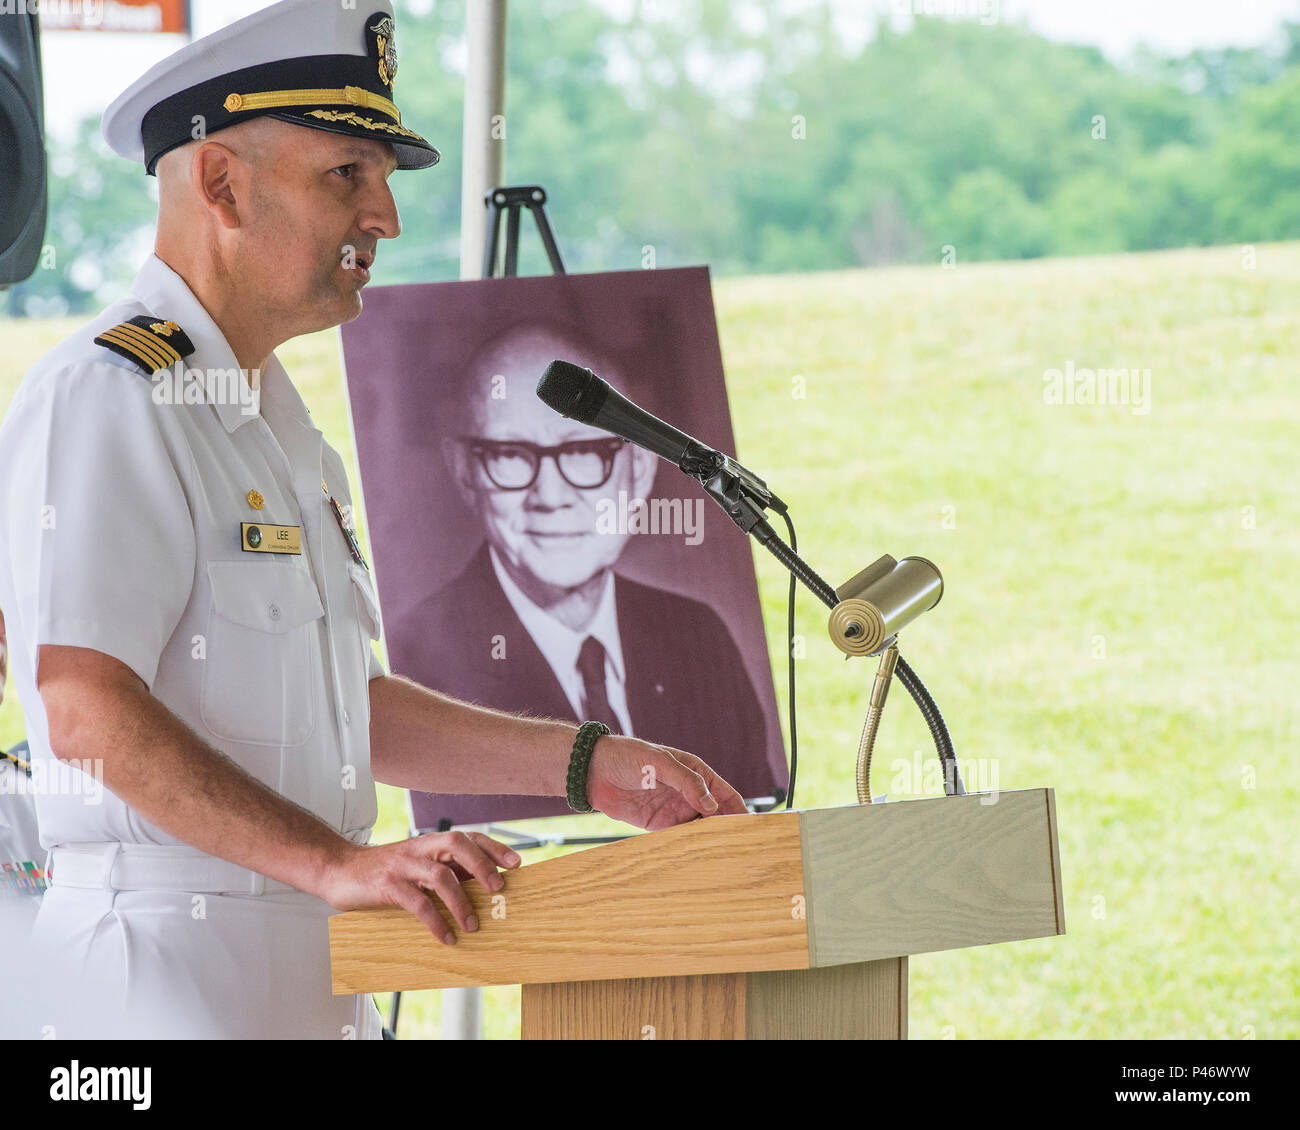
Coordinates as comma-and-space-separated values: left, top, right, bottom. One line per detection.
393, 540, 774, 826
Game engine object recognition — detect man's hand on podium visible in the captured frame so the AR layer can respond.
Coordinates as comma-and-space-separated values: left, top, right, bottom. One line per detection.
586, 736, 749, 830
320, 831, 522, 946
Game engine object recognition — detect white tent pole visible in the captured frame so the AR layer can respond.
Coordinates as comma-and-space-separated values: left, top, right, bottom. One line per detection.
439, 823, 492, 1040
440, 984, 485, 1042
459, 0, 508, 281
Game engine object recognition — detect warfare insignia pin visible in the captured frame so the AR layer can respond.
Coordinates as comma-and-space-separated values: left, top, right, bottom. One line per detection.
369, 15, 398, 89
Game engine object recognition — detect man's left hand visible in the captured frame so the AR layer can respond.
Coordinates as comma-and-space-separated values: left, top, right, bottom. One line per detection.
585, 735, 749, 830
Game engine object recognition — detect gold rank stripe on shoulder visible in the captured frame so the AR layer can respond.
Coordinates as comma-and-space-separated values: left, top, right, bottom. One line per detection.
93, 314, 196, 375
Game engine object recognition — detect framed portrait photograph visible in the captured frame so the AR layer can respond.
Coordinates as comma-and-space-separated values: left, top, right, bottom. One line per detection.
342, 266, 788, 827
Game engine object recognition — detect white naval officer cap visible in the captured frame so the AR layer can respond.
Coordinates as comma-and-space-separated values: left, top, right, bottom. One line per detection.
101, 0, 440, 177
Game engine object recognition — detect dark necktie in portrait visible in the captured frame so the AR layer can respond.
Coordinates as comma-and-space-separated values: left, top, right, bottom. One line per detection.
576, 635, 622, 734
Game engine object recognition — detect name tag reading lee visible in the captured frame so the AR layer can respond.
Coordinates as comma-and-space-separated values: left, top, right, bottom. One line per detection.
241, 522, 302, 554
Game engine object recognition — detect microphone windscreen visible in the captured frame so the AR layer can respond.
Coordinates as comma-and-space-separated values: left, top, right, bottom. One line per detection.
536, 359, 609, 423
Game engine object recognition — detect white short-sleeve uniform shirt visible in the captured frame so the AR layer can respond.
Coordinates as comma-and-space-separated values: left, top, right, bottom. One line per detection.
0, 254, 386, 1039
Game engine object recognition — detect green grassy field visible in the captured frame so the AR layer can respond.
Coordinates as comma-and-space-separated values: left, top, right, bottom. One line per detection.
2, 243, 1295, 1039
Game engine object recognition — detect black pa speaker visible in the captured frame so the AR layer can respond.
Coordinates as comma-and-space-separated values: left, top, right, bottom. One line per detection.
0, 10, 47, 287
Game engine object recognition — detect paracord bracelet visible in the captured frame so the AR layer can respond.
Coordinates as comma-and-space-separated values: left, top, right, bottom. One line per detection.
566, 720, 610, 813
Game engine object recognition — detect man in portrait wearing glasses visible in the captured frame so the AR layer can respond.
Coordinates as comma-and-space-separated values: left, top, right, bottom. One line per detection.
397, 323, 770, 818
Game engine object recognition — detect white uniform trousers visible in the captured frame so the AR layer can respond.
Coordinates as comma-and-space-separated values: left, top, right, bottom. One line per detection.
28, 842, 382, 1040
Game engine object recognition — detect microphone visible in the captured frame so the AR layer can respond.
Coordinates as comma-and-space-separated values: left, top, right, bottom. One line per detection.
536, 359, 785, 515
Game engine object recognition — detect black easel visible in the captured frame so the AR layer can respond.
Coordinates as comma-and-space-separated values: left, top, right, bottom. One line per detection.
481, 185, 566, 278
463, 184, 644, 851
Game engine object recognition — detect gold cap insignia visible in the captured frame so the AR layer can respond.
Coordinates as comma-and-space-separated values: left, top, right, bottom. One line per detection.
370, 16, 398, 90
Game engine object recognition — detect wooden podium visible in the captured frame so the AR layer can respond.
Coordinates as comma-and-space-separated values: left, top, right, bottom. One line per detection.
329, 788, 1063, 1039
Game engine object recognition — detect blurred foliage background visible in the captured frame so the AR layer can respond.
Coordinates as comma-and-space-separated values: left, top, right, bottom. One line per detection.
9, 2, 1300, 315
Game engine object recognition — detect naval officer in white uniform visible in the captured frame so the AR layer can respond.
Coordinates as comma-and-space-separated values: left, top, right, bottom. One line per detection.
0, 0, 747, 1039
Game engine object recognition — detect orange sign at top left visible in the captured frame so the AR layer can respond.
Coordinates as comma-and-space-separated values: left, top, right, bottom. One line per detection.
40, 0, 190, 35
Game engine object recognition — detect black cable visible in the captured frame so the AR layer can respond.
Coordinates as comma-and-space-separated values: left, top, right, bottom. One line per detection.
781, 510, 798, 809
895, 655, 965, 796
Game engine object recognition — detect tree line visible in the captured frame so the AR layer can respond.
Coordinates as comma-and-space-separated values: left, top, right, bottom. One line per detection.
8, 2, 1300, 316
